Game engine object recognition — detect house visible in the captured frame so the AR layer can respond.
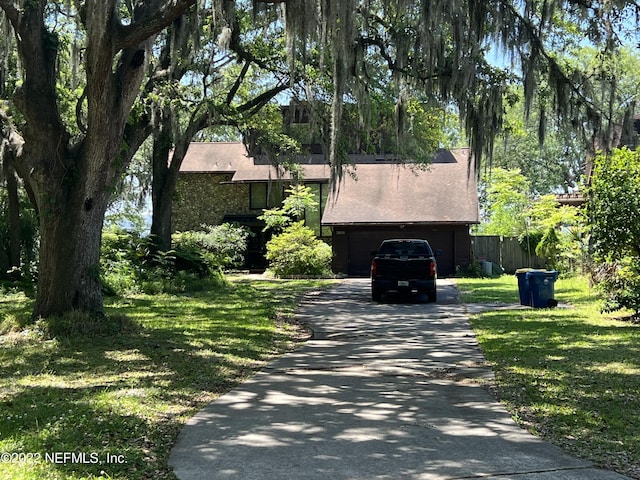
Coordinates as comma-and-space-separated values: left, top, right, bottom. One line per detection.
173, 142, 331, 269
173, 142, 479, 276
324, 149, 479, 276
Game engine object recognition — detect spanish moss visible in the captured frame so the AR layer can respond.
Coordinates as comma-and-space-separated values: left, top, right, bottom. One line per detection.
256, 0, 640, 182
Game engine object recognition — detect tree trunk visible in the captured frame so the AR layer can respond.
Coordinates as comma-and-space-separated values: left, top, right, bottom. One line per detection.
150, 187, 176, 252
149, 112, 193, 253
1, 111, 28, 279
150, 126, 176, 252
0, 1, 198, 319
33, 182, 110, 318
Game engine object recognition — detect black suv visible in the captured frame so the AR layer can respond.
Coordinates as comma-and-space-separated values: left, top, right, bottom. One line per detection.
370, 239, 438, 302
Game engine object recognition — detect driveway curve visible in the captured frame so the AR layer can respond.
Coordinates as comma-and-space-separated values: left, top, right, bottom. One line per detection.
169, 278, 630, 480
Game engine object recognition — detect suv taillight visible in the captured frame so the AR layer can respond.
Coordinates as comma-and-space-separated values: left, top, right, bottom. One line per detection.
430, 261, 437, 277
371, 259, 377, 276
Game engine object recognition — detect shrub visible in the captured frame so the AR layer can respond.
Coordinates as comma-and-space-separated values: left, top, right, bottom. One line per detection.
259, 185, 318, 232
265, 221, 332, 277
593, 258, 640, 319
456, 257, 483, 277
101, 224, 248, 295
101, 227, 187, 295
518, 231, 544, 255
588, 147, 640, 317
101, 227, 147, 295
172, 223, 249, 272
535, 227, 560, 269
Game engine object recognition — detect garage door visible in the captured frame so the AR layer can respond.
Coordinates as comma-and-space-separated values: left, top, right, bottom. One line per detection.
345, 228, 456, 277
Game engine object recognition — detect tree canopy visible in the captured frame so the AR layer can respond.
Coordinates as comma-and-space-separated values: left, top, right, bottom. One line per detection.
257, 0, 640, 175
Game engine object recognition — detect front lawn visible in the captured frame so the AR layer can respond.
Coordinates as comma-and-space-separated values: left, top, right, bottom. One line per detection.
0, 276, 333, 480
456, 275, 640, 479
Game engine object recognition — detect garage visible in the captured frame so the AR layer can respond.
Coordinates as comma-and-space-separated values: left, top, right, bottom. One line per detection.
322, 149, 479, 277
330, 225, 471, 277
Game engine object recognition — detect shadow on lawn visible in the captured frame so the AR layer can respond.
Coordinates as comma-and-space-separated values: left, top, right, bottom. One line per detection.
0, 280, 314, 479
472, 307, 640, 476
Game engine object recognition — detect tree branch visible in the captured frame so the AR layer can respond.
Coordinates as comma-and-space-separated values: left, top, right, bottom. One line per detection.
497, 0, 604, 128
226, 61, 251, 106
237, 83, 289, 115
0, 0, 20, 25
5, 1, 69, 153
228, 15, 289, 75
116, 0, 198, 50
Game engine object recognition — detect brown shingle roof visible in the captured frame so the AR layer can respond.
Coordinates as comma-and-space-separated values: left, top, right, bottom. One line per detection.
180, 142, 479, 225
180, 142, 330, 181
179, 142, 248, 173
322, 148, 479, 225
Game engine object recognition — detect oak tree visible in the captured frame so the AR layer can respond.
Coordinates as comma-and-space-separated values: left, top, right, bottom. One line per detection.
0, 0, 198, 317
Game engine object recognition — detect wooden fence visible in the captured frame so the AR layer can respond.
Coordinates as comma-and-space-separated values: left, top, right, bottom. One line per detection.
471, 235, 546, 274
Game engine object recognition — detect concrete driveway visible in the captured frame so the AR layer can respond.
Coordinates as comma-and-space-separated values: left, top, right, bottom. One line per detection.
169, 278, 630, 480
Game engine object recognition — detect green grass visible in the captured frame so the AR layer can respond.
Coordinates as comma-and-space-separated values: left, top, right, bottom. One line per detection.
0, 276, 333, 480
4, 275, 638, 478
456, 275, 640, 479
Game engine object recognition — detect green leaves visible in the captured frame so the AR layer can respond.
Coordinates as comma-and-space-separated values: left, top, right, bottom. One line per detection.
589, 148, 640, 259
265, 221, 332, 277
478, 168, 585, 271
258, 184, 318, 232
477, 167, 531, 236
258, 184, 330, 277
588, 147, 640, 316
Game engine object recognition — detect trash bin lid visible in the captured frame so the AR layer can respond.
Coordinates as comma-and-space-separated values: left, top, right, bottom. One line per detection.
515, 268, 535, 274
525, 270, 559, 279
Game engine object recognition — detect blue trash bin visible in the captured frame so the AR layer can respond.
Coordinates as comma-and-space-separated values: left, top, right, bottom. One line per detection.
515, 268, 534, 306
526, 270, 559, 308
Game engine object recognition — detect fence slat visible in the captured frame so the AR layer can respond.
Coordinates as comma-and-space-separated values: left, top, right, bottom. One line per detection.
471, 235, 546, 273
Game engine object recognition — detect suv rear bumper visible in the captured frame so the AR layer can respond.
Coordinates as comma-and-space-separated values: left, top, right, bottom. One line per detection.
372, 277, 436, 293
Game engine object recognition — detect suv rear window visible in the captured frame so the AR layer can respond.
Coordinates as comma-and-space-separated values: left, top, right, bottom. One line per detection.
378, 241, 432, 256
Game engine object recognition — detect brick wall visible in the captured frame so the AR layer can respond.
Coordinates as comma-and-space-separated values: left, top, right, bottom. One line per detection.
172, 173, 251, 232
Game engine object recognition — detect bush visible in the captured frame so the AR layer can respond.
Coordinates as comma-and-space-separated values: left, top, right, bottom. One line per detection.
172, 223, 249, 272
265, 222, 332, 277
535, 227, 560, 269
456, 257, 483, 277
593, 258, 640, 319
588, 148, 640, 317
518, 231, 544, 255
101, 224, 248, 295
101, 227, 148, 294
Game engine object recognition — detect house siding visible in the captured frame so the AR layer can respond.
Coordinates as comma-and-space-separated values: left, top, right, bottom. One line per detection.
331, 224, 472, 277
172, 173, 250, 231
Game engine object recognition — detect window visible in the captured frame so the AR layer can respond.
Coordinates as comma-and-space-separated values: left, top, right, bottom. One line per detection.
252, 182, 329, 236
250, 183, 284, 210
304, 183, 331, 237
250, 183, 268, 210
